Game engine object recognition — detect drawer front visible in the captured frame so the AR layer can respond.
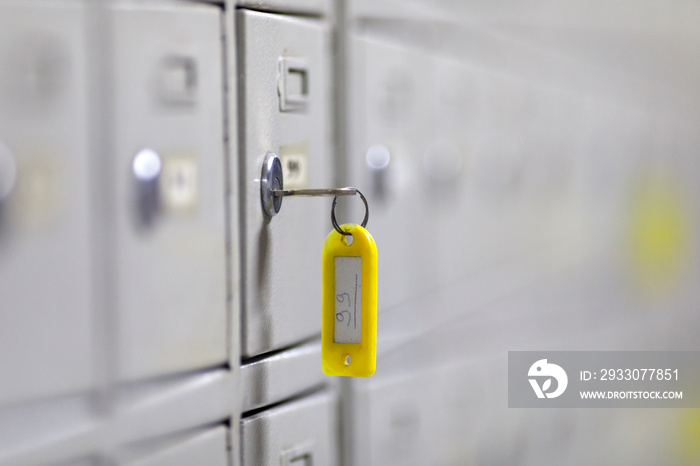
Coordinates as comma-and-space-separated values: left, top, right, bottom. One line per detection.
241, 391, 337, 466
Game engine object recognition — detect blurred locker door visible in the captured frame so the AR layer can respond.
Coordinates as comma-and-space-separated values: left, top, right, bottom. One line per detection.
110, 2, 227, 382
0, 0, 94, 407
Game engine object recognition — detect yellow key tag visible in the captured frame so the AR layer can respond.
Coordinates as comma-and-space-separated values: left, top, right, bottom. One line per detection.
322, 223, 377, 377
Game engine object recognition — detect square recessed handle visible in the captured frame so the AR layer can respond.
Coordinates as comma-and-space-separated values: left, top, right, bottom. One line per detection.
278, 57, 309, 112
281, 443, 314, 466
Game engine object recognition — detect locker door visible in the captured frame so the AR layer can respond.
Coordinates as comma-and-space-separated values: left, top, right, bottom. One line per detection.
111, 3, 227, 381
0, 1, 93, 406
238, 10, 332, 357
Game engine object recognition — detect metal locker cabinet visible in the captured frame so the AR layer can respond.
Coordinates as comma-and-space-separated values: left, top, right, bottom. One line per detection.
237, 10, 332, 357
241, 391, 337, 466
0, 1, 93, 406
115, 426, 228, 466
110, 3, 227, 381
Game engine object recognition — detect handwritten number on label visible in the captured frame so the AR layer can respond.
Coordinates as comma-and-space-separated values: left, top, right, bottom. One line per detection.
336, 310, 351, 325
335, 275, 359, 329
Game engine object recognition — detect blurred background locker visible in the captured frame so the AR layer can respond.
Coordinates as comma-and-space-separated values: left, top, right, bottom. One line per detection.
0, 0, 698, 465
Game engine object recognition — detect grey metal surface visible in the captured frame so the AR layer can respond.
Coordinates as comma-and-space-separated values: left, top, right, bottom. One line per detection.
0, 368, 234, 466
241, 390, 337, 466
0, 0, 94, 407
110, 369, 234, 448
237, 9, 332, 357
342, 4, 700, 465
111, 3, 227, 381
114, 426, 228, 466
240, 340, 324, 412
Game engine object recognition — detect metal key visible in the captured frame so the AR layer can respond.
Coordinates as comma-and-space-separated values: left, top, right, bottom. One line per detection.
272, 188, 357, 197
261, 152, 357, 216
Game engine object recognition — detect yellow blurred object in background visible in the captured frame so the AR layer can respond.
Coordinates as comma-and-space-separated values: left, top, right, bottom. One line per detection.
628, 173, 691, 294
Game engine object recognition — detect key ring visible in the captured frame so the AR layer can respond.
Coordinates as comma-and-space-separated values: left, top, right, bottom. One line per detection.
331, 188, 369, 236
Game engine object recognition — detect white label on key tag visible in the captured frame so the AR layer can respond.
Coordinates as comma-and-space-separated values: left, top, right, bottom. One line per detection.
334, 256, 362, 343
